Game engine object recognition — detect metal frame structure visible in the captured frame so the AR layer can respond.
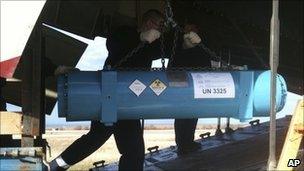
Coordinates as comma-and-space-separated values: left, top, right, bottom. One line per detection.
20, 23, 46, 148
0, 26, 46, 149
268, 0, 280, 170
0, 19, 48, 171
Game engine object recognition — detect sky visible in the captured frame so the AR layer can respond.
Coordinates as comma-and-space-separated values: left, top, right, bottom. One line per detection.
1, 1, 303, 126
1, 1, 46, 61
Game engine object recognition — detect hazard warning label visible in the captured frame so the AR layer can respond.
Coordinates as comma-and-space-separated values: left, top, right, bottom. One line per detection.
149, 79, 167, 96
129, 79, 146, 96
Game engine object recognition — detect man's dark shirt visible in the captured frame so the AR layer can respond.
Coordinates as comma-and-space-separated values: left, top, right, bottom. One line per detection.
169, 32, 211, 68
104, 26, 210, 68
105, 26, 161, 68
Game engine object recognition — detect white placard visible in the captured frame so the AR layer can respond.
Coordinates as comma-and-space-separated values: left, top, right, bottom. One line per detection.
129, 79, 146, 96
191, 73, 235, 98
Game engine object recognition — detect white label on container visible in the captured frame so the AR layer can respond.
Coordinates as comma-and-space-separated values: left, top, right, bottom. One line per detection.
129, 79, 146, 96
150, 79, 167, 96
191, 73, 235, 98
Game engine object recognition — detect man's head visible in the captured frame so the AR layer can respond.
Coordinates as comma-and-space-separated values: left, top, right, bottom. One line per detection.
140, 9, 164, 32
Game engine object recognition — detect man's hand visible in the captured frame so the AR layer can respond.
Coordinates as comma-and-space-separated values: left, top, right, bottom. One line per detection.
183, 31, 202, 49
54, 65, 79, 76
140, 29, 161, 44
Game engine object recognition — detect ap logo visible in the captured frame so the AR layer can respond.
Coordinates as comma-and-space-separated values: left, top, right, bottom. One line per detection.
287, 159, 301, 167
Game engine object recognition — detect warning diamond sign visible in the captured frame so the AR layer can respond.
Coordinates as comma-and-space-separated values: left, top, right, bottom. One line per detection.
129, 79, 146, 96
149, 79, 167, 96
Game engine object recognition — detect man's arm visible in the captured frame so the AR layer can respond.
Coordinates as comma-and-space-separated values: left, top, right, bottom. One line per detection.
170, 31, 211, 68
105, 26, 162, 68
105, 26, 140, 67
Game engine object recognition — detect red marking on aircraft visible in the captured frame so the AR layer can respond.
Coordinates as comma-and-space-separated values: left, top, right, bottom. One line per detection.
0, 56, 20, 78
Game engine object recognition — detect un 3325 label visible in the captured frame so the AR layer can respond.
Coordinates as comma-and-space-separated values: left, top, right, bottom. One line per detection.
202, 88, 227, 94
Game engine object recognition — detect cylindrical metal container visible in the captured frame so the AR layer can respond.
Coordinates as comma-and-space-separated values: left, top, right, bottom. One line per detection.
58, 70, 287, 124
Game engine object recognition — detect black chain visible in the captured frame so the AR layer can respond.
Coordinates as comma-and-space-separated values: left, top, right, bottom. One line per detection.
168, 26, 182, 65
159, 25, 181, 69
164, 0, 177, 28
160, 28, 166, 69
113, 41, 147, 68
113, 0, 227, 71
159, 0, 179, 69
197, 43, 219, 62
113, 31, 226, 71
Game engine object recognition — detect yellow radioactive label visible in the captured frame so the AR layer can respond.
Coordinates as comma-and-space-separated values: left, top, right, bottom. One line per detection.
149, 79, 167, 96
